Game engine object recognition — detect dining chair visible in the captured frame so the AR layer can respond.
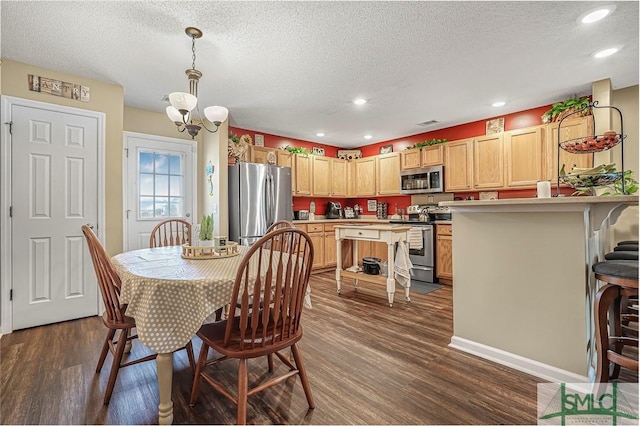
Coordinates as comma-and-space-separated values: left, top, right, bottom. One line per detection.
190, 227, 315, 425
265, 220, 293, 233
149, 218, 191, 248
82, 225, 195, 404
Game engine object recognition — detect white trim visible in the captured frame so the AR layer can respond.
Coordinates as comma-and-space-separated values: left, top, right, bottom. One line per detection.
0, 96, 106, 335
449, 336, 589, 383
122, 131, 197, 252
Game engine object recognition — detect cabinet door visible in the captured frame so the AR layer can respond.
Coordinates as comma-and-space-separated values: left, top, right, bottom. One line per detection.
250, 146, 277, 165
436, 234, 453, 280
355, 157, 377, 196
372, 242, 389, 263
444, 138, 474, 191
422, 145, 444, 166
312, 156, 331, 196
474, 133, 504, 189
294, 154, 312, 195
331, 158, 348, 196
277, 150, 292, 168
400, 148, 422, 170
347, 161, 356, 197
504, 126, 544, 187
308, 232, 324, 269
324, 231, 338, 267
377, 153, 400, 195
546, 116, 594, 183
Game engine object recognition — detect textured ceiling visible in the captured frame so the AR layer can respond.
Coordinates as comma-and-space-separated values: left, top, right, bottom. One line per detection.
1, 1, 638, 148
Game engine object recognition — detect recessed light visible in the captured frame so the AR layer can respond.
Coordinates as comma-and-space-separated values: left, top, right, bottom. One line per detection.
316, 132, 325, 137
593, 47, 618, 58
492, 101, 506, 107
353, 98, 367, 105
364, 135, 372, 140
579, 5, 616, 24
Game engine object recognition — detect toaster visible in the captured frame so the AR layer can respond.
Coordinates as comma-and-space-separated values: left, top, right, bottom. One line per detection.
295, 210, 309, 220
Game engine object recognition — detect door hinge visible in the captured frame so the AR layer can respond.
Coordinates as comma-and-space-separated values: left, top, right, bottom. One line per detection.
9, 289, 13, 301
9, 206, 12, 217
5, 121, 13, 135
125, 148, 129, 158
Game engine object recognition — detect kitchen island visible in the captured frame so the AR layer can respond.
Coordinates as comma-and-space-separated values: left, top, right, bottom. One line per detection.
440, 195, 638, 383
334, 224, 411, 306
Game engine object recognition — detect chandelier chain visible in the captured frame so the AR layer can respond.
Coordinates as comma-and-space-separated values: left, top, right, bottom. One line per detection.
191, 36, 197, 70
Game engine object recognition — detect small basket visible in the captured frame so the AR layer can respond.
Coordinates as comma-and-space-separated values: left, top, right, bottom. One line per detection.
559, 172, 623, 188
560, 134, 623, 154
182, 241, 240, 259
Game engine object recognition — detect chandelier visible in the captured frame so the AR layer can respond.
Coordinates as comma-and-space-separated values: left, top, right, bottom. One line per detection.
166, 27, 229, 139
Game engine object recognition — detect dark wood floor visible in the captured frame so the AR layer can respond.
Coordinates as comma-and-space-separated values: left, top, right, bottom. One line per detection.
2, 272, 636, 424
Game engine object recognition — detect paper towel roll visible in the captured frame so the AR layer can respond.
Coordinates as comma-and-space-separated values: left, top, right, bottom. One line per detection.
537, 181, 551, 198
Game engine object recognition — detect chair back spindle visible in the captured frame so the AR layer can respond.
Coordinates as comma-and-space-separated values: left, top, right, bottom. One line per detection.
149, 219, 191, 248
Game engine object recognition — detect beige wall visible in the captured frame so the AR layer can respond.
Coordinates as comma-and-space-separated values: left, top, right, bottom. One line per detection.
1, 59, 124, 255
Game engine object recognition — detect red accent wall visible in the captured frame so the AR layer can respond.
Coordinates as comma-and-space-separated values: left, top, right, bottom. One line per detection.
231, 103, 568, 205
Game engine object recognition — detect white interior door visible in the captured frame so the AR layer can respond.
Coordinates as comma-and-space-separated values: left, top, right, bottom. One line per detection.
10, 103, 100, 330
124, 132, 196, 251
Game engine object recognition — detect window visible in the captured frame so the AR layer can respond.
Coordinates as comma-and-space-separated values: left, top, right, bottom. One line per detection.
138, 151, 185, 219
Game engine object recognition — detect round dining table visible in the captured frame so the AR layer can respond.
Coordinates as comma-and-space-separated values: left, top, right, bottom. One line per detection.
111, 244, 311, 424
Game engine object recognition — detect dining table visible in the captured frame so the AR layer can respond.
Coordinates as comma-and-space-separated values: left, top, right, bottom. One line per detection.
111, 244, 312, 425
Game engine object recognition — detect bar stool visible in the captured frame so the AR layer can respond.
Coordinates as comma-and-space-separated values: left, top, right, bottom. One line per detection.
614, 244, 639, 252
593, 260, 638, 383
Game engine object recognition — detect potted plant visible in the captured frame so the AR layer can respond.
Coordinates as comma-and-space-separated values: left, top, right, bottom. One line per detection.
542, 96, 591, 123
199, 214, 214, 246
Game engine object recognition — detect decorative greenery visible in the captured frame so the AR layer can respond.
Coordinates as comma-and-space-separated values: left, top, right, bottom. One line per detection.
284, 146, 312, 155
570, 169, 638, 196
542, 96, 591, 123
228, 132, 240, 144
199, 214, 214, 241
407, 138, 447, 150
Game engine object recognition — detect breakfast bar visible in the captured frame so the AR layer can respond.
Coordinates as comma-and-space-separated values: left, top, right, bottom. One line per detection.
334, 224, 411, 306
441, 195, 638, 383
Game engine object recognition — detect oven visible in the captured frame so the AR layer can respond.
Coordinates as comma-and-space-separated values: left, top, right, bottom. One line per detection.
391, 220, 436, 284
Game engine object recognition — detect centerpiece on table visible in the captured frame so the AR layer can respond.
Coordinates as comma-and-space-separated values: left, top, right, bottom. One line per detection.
199, 214, 214, 246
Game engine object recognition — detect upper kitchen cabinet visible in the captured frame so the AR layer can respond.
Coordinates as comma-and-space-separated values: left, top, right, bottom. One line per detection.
377, 152, 401, 195
249, 146, 277, 165
422, 145, 444, 166
400, 145, 444, 170
277, 149, 292, 168
546, 116, 593, 183
444, 138, 474, 191
293, 154, 312, 195
504, 126, 545, 188
312, 156, 331, 196
355, 156, 377, 196
331, 158, 349, 197
473, 133, 504, 189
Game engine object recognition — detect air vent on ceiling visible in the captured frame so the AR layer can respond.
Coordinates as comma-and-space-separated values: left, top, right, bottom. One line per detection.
161, 94, 170, 103
417, 120, 438, 127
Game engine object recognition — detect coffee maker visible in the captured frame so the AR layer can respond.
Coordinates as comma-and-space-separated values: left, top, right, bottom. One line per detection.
325, 201, 342, 219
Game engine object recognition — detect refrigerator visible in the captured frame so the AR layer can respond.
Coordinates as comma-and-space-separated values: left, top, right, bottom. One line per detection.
228, 162, 293, 245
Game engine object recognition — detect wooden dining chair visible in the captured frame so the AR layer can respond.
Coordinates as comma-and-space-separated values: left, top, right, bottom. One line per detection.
190, 227, 315, 425
266, 220, 293, 233
82, 225, 195, 404
149, 218, 191, 248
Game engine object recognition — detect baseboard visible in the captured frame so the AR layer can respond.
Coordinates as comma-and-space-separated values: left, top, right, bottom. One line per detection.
449, 336, 589, 383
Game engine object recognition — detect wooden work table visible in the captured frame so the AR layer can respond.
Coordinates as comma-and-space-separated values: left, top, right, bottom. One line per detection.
334, 224, 411, 306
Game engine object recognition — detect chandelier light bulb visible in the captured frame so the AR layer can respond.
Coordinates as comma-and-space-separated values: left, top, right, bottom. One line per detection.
169, 92, 197, 113
166, 106, 183, 123
203, 106, 229, 124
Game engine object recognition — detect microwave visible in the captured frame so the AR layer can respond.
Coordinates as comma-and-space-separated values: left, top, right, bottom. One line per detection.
400, 165, 444, 194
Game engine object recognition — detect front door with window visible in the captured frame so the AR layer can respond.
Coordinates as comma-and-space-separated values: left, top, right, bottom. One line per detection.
124, 132, 196, 251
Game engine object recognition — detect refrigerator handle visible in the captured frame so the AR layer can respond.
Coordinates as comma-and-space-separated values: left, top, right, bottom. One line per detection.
268, 172, 275, 226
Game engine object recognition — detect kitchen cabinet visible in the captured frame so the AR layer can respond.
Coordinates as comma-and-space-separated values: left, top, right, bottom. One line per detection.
422, 145, 444, 166
277, 150, 292, 168
312, 156, 331, 196
347, 161, 356, 197
546, 116, 593, 183
331, 158, 349, 196
504, 126, 545, 188
473, 133, 504, 189
355, 156, 377, 196
376, 152, 400, 195
444, 138, 474, 191
400, 145, 444, 170
249, 146, 277, 165
293, 154, 312, 195
436, 224, 452, 283
306, 223, 325, 269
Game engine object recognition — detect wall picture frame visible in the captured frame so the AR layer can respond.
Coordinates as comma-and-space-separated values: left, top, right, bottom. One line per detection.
379, 144, 393, 154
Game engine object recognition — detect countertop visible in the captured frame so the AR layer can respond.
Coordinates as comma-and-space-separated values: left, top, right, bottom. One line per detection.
293, 218, 390, 224
440, 195, 638, 208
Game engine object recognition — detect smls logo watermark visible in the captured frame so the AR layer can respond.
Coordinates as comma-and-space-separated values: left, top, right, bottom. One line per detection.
538, 383, 639, 425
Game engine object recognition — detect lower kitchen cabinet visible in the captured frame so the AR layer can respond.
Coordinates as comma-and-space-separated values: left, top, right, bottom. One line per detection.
436, 224, 453, 284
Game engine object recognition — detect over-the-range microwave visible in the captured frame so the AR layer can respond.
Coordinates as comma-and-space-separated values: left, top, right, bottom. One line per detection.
400, 165, 444, 194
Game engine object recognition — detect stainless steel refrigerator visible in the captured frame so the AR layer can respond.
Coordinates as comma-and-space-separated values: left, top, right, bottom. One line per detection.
228, 162, 293, 245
